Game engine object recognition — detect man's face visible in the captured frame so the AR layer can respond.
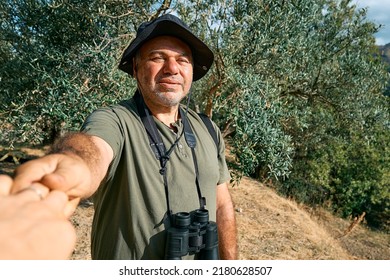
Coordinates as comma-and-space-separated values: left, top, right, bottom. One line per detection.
133, 36, 194, 109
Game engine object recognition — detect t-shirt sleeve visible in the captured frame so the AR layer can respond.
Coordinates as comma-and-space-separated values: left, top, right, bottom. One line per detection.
213, 122, 231, 185
80, 108, 124, 159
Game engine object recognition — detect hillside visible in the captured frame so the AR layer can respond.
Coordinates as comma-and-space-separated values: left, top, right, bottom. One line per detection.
69, 176, 389, 260
1, 146, 389, 260
379, 43, 390, 65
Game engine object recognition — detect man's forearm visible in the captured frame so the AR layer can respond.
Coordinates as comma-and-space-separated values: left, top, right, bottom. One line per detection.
216, 182, 238, 260
49, 132, 111, 196
217, 203, 238, 259
50, 133, 100, 169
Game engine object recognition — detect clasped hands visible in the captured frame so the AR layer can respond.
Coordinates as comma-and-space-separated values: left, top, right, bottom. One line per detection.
0, 159, 81, 260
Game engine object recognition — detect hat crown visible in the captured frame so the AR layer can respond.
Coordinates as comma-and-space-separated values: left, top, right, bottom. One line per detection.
137, 14, 189, 36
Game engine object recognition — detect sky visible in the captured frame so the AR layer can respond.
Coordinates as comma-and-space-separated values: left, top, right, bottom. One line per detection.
351, 0, 390, 45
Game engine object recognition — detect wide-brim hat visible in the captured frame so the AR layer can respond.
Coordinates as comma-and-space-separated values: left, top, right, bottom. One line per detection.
118, 14, 214, 81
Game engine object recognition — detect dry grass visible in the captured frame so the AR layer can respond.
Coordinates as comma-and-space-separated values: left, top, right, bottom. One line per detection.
231, 177, 352, 260
70, 176, 389, 260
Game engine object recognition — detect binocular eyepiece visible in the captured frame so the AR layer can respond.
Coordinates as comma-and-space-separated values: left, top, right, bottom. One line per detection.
165, 209, 219, 260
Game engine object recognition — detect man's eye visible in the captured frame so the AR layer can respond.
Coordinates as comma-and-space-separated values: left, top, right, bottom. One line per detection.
151, 56, 164, 62
178, 57, 190, 64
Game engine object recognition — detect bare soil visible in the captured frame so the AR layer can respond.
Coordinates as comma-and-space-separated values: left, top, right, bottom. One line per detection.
1, 146, 389, 260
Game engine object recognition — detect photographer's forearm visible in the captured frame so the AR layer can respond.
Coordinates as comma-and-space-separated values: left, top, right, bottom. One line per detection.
13, 133, 113, 199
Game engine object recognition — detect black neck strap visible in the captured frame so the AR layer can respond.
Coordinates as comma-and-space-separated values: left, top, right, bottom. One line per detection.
134, 92, 206, 217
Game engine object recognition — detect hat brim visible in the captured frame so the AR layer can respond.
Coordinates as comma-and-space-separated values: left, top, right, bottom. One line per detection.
118, 19, 214, 81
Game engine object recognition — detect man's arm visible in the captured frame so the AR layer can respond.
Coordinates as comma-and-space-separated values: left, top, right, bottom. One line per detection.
216, 182, 238, 260
12, 132, 113, 200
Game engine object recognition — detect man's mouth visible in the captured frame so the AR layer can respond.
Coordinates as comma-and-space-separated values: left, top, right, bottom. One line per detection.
159, 79, 180, 85
158, 80, 182, 89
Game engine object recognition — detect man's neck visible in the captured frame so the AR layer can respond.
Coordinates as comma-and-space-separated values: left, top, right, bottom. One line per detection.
143, 99, 180, 127
153, 109, 181, 127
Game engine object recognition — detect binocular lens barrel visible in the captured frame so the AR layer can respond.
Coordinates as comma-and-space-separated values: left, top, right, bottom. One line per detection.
174, 212, 191, 227
196, 221, 219, 260
165, 209, 219, 260
165, 212, 190, 260
193, 209, 209, 223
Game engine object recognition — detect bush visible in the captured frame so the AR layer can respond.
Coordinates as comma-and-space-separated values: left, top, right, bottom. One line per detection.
280, 122, 390, 231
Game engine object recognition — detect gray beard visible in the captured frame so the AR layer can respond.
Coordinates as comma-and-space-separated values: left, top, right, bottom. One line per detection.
154, 91, 184, 107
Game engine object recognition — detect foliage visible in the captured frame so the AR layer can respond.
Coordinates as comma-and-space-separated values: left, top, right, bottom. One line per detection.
279, 108, 389, 229
182, 0, 389, 228
0, 0, 155, 145
379, 44, 390, 96
223, 69, 294, 181
330, 132, 389, 229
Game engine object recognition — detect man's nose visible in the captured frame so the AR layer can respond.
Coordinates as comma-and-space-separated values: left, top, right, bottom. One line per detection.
163, 57, 179, 75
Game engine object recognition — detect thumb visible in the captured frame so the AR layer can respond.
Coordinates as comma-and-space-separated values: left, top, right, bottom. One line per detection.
12, 155, 62, 193
37, 154, 92, 198
63, 197, 81, 218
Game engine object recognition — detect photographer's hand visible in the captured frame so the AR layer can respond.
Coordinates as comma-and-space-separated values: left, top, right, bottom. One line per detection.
0, 175, 76, 259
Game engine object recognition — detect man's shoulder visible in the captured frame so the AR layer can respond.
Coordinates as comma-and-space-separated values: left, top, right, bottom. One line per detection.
196, 113, 218, 147
185, 108, 219, 148
92, 98, 138, 117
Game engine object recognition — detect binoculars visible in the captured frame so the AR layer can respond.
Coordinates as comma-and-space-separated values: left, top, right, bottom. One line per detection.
165, 209, 219, 260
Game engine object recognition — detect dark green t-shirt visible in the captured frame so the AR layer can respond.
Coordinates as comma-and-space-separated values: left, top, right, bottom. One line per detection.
81, 97, 230, 259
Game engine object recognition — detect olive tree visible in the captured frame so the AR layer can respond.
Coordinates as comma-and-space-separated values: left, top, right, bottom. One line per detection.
179, 0, 389, 228
0, 0, 166, 145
